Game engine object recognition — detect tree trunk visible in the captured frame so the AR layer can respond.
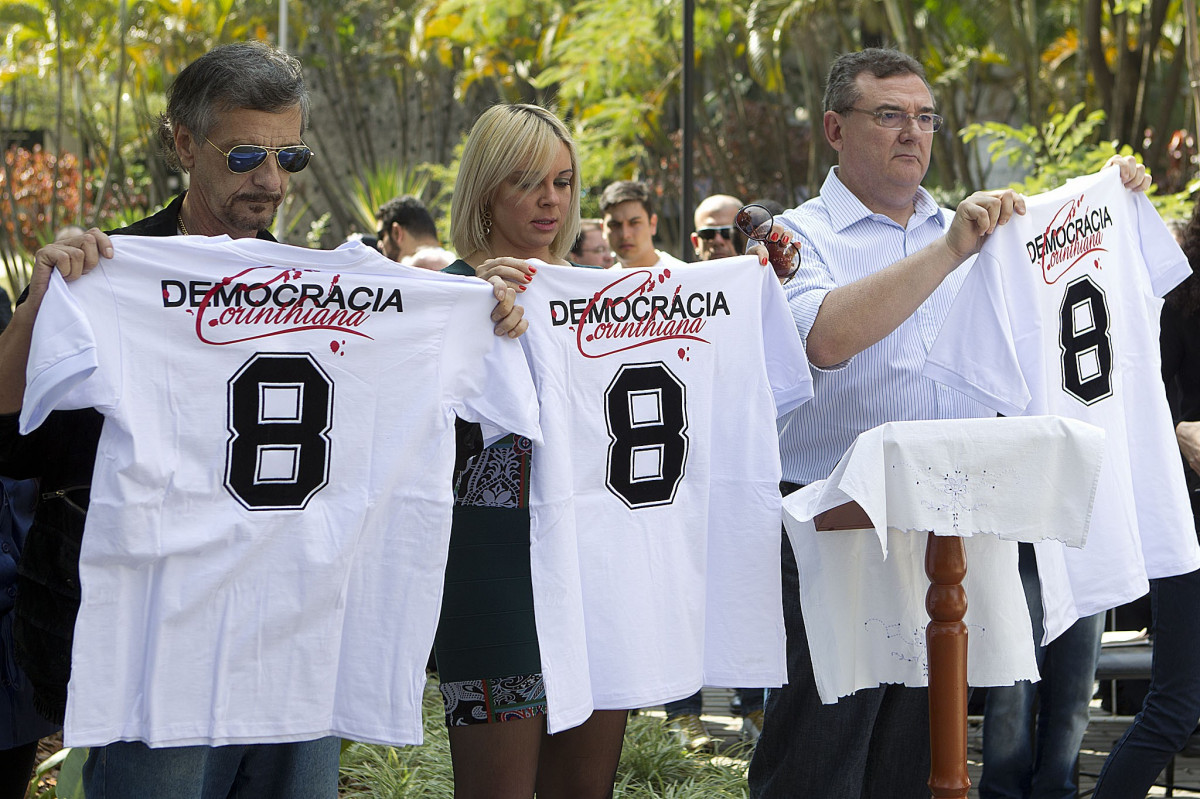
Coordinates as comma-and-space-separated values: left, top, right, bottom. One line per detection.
1084, 0, 1113, 112
1184, 0, 1200, 146
51, 0, 64, 234
93, 0, 127, 226
1144, 28, 1186, 178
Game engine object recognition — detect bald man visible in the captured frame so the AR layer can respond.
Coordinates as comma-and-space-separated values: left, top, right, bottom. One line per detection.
690, 194, 741, 261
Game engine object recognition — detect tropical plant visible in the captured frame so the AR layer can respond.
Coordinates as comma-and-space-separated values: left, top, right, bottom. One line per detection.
0, 146, 149, 295
27, 745, 85, 799
344, 163, 436, 238
338, 680, 753, 799
961, 102, 1198, 218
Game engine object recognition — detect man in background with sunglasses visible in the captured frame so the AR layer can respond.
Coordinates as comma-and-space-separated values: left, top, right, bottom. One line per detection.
690, 194, 741, 261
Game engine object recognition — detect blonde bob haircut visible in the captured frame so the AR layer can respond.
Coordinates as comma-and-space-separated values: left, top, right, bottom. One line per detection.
450, 104, 582, 261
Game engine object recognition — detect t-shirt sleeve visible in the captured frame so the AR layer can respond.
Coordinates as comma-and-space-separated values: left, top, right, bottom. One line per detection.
777, 215, 849, 372
922, 252, 1032, 417
758, 261, 814, 417
780, 223, 836, 344
441, 284, 542, 445
1133, 190, 1191, 298
19, 269, 119, 433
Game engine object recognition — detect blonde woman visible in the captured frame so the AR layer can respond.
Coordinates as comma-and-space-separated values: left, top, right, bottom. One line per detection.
435, 104, 627, 798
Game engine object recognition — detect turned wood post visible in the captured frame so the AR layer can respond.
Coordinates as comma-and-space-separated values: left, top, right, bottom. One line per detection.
925, 530, 970, 799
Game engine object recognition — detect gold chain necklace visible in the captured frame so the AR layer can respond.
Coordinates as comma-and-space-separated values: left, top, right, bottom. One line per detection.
177, 213, 189, 235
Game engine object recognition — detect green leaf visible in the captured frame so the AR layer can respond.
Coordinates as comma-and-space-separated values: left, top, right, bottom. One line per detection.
54, 747, 88, 799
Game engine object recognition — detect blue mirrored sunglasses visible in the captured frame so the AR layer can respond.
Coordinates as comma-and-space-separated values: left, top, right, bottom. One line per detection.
201, 133, 314, 174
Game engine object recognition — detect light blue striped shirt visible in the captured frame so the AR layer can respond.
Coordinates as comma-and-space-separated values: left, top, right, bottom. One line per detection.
777, 167, 994, 483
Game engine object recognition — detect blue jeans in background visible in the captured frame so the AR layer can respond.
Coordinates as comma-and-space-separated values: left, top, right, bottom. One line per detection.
664, 688, 764, 719
748, 532, 931, 799
1091, 566, 1200, 797
980, 543, 1104, 799
82, 736, 341, 799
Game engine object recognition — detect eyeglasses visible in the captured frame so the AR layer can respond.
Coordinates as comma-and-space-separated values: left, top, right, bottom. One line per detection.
201, 133, 314, 174
579, 245, 611, 255
696, 226, 733, 241
843, 108, 943, 133
735, 204, 799, 276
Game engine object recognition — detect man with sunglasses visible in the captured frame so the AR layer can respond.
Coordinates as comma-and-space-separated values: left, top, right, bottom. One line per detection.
690, 194, 741, 261
0, 41, 526, 799
747, 48, 1150, 799
0, 40, 343, 799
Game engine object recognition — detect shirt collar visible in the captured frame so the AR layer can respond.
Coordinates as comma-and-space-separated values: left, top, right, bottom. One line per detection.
821, 166, 946, 233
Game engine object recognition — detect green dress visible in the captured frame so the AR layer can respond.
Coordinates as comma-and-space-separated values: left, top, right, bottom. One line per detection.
433, 260, 542, 682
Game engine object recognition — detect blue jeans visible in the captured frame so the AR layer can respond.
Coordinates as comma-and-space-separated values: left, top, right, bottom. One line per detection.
82, 737, 341, 799
1092, 566, 1200, 797
748, 532, 931, 799
981, 544, 1104, 799
664, 688, 764, 719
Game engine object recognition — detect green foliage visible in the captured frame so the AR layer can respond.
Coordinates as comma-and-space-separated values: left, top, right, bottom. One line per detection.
1, 0, 1196, 248
961, 102, 1198, 214
338, 681, 753, 799
1150, 177, 1200, 223
961, 103, 1115, 191
306, 212, 332, 250
615, 715, 751, 796
532, 0, 683, 183
29, 746, 86, 799
346, 163, 434, 236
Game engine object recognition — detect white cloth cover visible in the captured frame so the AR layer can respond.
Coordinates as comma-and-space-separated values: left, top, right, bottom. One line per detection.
782, 416, 1105, 703
21, 235, 541, 748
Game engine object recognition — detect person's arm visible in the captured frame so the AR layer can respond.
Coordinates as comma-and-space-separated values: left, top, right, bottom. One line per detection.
473, 257, 538, 339
1177, 422, 1200, 476
0, 230, 111, 413
802, 155, 1149, 368
487, 276, 527, 338
804, 189, 1023, 367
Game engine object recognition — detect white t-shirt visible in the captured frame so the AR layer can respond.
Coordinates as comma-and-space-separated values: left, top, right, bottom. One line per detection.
21, 235, 541, 748
924, 168, 1200, 640
608, 250, 688, 271
400, 245, 455, 271
516, 256, 813, 732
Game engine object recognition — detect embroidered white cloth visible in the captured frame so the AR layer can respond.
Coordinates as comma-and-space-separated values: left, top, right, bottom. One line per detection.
782, 415, 1105, 703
